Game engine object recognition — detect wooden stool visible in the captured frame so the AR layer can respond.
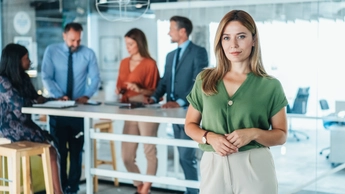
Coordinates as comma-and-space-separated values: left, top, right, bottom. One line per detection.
0, 141, 53, 194
93, 120, 119, 192
0, 138, 11, 192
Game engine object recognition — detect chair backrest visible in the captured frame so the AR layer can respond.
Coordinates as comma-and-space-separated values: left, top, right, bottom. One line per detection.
319, 99, 329, 110
291, 87, 310, 114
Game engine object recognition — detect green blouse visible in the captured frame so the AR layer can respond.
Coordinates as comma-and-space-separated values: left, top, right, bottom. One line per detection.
187, 72, 288, 152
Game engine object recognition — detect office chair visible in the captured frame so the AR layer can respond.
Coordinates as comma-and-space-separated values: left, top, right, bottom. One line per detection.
287, 87, 310, 141
319, 99, 330, 158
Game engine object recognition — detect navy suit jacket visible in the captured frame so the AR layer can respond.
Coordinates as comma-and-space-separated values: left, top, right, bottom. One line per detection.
152, 41, 208, 107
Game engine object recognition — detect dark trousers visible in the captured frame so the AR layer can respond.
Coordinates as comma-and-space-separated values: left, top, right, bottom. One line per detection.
49, 116, 84, 192
172, 124, 199, 194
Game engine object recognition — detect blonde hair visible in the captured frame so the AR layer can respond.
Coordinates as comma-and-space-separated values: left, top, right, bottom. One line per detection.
202, 10, 269, 95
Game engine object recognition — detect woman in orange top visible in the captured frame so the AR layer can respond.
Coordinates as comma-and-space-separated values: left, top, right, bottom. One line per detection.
116, 28, 160, 194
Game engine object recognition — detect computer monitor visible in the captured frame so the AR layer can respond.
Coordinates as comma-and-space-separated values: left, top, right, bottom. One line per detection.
335, 101, 345, 114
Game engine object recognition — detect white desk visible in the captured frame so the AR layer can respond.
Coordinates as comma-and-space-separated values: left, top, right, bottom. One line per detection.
287, 114, 345, 193
22, 104, 199, 194
329, 126, 345, 164
286, 114, 323, 141
24, 106, 345, 193
288, 113, 345, 122
286, 113, 345, 139
287, 113, 323, 120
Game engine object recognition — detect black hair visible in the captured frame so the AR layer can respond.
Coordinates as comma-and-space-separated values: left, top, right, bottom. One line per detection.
170, 16, 193, 37
0, 43, 36, 98
64, 22, 83, 33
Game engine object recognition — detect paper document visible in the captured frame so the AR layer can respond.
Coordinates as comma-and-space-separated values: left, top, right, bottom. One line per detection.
145, 103, 162, 109
85, 100, 101, 105
33, 100, 76, 108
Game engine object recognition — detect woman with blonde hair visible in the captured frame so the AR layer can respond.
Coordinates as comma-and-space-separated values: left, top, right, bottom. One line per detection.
185, 10, 288, 194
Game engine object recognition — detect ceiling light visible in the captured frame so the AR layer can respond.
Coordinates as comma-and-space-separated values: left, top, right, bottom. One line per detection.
95, 0, 150, 22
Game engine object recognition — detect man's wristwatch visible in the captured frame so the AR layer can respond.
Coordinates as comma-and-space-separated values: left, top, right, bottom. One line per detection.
202, 131, 209, 144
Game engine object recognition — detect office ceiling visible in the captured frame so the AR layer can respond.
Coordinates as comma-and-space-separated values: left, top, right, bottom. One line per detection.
17, 0, 345, 21
151, 0, 345, 22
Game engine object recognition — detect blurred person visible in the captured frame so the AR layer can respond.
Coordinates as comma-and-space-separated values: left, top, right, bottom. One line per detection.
41, 22, 100, 194
116, 28, 160, 194
0, 43, 64, 194
185, 10, 288, 194
145, 16, 209, 194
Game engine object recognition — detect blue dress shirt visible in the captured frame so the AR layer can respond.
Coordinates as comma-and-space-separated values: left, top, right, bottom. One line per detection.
41, 43, 100, 99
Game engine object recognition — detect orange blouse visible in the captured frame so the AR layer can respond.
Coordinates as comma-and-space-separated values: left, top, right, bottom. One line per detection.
116, 57, 160, 102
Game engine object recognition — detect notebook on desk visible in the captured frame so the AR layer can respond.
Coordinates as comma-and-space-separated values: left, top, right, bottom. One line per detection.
32, 100, 77, 108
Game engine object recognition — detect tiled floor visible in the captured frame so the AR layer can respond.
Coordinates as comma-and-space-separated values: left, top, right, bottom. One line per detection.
78, 181, 183, 194
60, 119, 345, 194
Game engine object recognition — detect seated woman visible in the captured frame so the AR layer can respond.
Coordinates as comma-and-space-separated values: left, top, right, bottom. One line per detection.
0, 43, 63, 194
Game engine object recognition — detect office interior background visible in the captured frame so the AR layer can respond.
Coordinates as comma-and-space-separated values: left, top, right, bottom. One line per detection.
2, 0, 345, 193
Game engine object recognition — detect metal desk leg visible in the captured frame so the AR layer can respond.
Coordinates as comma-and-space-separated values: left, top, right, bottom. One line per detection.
84, 117, 93, 194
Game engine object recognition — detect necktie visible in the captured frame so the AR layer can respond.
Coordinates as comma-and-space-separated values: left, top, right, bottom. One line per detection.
171, 47, 181, 100
66, 50, 73, 99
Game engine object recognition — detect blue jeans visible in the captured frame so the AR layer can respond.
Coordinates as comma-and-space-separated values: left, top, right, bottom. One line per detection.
49, 116, 84, 192
173, 124, 199, 194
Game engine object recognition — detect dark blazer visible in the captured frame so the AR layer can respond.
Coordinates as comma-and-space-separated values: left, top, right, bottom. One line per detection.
152, 41, 208, 106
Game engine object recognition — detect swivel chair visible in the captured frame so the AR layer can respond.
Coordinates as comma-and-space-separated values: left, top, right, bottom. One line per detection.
319, 99, 331, 158
286, 87, 310, 141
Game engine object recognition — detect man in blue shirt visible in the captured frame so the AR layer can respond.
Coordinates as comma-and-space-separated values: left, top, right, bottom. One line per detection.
146, 16, 208, 194
41, 22, 100, 194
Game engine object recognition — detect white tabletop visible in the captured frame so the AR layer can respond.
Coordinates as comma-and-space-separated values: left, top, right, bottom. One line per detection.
22, 104, 187, 124
287, 113, 345, 123
287, 113, 323, 120
22, 104, 193, 193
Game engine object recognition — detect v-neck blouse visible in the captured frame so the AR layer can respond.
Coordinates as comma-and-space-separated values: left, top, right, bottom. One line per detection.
116, 57, 160, 100
187, 72, 288, 152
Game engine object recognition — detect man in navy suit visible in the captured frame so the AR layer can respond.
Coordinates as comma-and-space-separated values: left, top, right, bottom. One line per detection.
146, 16, 208, 194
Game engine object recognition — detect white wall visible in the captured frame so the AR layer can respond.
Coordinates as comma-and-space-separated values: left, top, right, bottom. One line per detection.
92, 15, 157, 80
88, 14, 158, 101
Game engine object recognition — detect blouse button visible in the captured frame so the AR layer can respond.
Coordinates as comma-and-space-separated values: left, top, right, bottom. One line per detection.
228, 100, 233, 106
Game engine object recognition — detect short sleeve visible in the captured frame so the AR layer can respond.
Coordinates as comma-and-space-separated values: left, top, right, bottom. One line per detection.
186, 73, 203, 112
116, 59, 127, 90
144, 59, 160, 90
269, 79, 288, 118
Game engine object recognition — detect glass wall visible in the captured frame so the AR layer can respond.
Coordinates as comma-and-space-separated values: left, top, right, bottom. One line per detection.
2, 0, 345, 193
152, 2, 345, 193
